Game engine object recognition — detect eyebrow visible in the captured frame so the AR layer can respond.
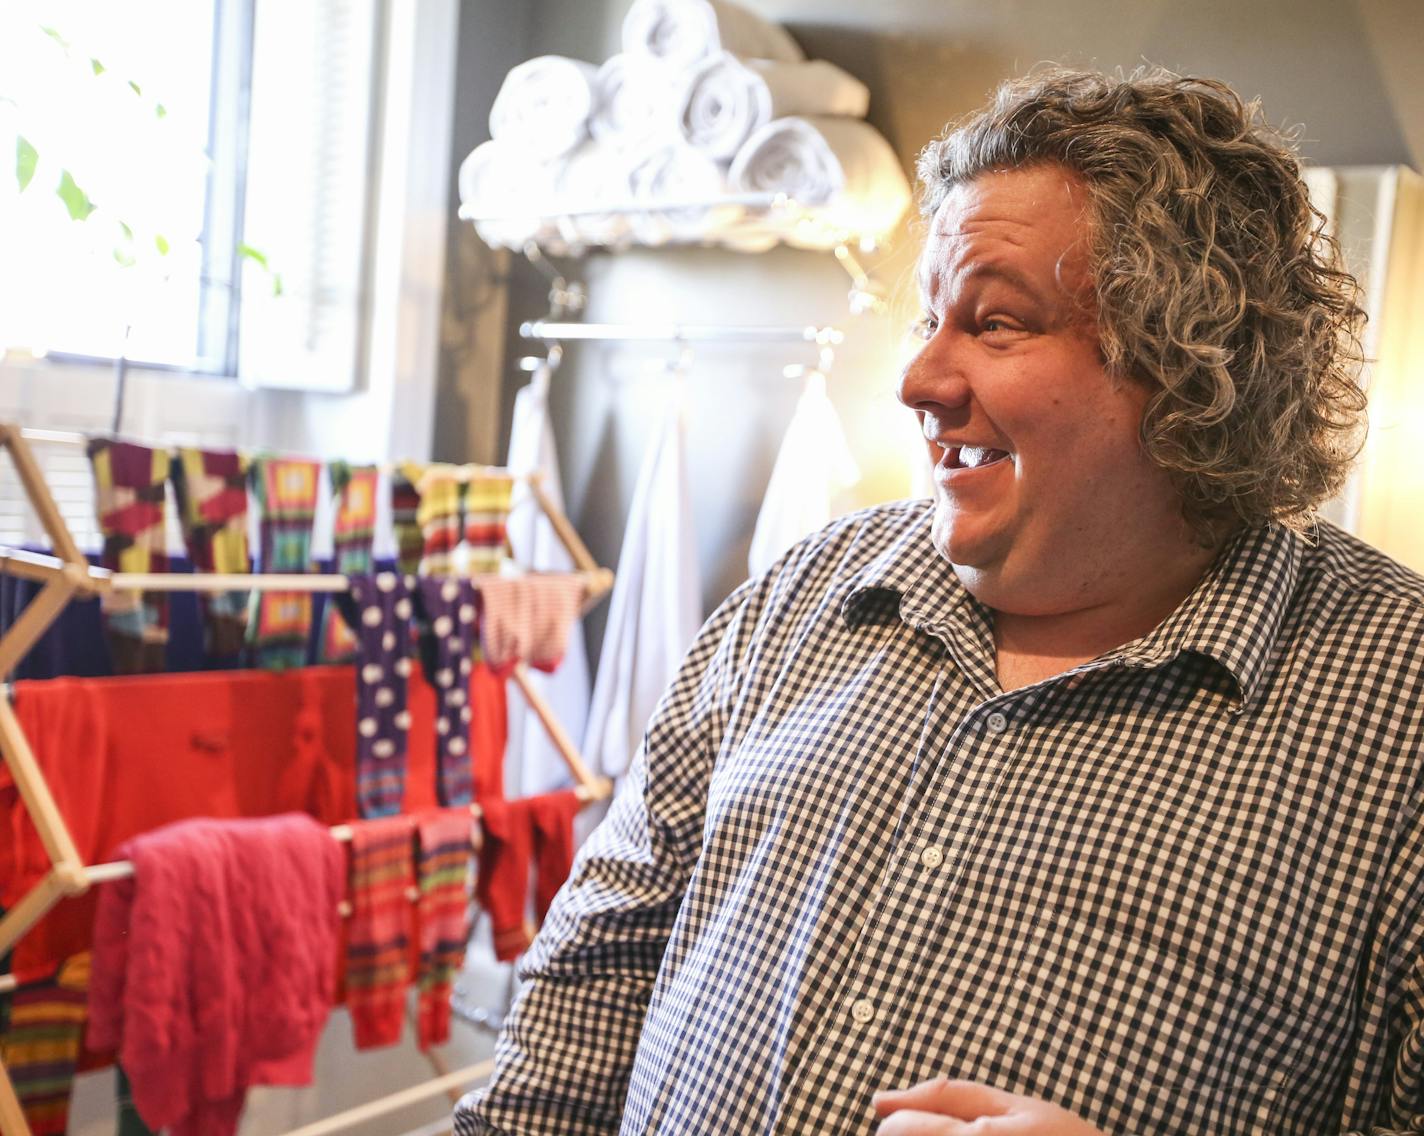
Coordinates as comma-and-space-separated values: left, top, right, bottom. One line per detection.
916, 260, 1059, 311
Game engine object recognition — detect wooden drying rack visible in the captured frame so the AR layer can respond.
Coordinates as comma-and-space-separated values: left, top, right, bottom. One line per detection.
0, 424, 614, 1136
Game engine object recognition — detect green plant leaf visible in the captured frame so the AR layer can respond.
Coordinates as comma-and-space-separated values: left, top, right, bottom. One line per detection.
40, 26, 69, 50
56, 169, 95, 220
118, 220, 133, 240
271, 272, 284, 297
236, 242, 269, 270
155, 103, 167, 119
90, 57, 105, 76
154, 233, 170, 255
113, 245, 136, 268
128, 79, 142, 96
15, 136, 37, 191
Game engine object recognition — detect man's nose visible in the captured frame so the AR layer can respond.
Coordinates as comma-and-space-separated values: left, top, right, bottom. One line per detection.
896, 328, 971, 414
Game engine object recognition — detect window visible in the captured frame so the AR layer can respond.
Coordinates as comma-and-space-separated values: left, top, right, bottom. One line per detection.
0, 0, 379, 391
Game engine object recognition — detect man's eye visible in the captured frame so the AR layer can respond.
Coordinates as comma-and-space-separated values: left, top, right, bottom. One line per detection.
981, 317, 1023, 336
911, 316, 938, 341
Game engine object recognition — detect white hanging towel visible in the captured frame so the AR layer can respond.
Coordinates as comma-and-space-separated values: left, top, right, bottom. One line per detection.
679, 55, 871, 162
583, 386, 702, 780
488, 56, 600, 162
458, 140, 561, 250
728, 115, 911, 246
503, 364, 594, 795
749, 372, 861, 578
622, 0, 804, 68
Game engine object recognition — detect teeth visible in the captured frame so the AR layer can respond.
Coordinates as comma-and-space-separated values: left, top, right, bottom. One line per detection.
959, 445, 1005, 469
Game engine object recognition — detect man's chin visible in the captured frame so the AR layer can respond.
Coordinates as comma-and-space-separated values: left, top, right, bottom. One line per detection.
930, 511, 1004, 572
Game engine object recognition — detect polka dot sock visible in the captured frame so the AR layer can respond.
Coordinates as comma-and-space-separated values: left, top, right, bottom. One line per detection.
349, 573, 417, 818
415, 577, 481, 806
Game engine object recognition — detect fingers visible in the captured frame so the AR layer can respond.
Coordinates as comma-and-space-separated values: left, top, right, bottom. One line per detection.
875, 1108, 980, 1135
873, 1076, 1016, 1121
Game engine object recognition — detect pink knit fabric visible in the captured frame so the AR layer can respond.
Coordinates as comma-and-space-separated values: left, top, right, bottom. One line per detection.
475, 574, 585, 677
87, 815, 343, 1136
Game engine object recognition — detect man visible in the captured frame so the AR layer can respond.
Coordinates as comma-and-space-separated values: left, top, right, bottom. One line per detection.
456, 69, 1424, 1135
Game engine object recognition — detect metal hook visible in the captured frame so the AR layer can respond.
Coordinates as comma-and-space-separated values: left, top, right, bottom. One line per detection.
522, 242, 586, 319
834, 243, 886, 316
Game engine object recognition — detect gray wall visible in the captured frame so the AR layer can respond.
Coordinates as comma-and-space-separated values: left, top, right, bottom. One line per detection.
443, 0, 1424, 656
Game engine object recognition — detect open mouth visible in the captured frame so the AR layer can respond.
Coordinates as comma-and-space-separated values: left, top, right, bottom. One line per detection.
944, 444, 1012, 470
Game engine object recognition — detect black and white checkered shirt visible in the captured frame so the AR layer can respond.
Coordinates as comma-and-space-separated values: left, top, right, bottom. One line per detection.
455, 500, 1424, 1135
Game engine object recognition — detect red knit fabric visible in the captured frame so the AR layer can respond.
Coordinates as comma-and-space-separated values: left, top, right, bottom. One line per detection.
344, 816, 415, 1050
475, 797, 535, 961
86, 814, 342, 1136
413, 809, 474, 1048
529, 789, 582, 921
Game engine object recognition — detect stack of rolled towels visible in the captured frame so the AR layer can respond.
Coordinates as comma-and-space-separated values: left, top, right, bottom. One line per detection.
459, 0, 912, 253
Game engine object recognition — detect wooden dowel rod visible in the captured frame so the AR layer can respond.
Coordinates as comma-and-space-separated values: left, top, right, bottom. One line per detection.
0, 1059, 36, 1136
0, 427, 85, 567
526, 475, 599, 574
109, 572, 349, 593
510, 663, 601, 790
0, 696, 85, 872
279, 1060, 494, 1136
0, 575, 77, 678
0, 868, 73, 960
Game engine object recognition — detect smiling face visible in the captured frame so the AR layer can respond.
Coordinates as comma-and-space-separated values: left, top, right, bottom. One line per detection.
899, 164, 1194, 616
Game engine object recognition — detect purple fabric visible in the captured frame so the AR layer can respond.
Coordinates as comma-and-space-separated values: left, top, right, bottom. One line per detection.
349, 572, 416, 818
415, 577, 480, 807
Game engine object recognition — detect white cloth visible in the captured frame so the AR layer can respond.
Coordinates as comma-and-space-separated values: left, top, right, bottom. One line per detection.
504, 364, 593, 795
626, 142, 739, 245
590, 53, 681, 149
488, 55, 600, 162
622, 0, 804, 68
583, 386, 701, 780
748, 371, 861, 578
679, 54, 870, 161
729, 115, 911, 246
551, 141, 637, 249
458, 139, 560, 250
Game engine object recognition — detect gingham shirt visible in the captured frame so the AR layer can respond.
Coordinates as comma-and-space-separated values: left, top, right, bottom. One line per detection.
455, 501, 1424, 1136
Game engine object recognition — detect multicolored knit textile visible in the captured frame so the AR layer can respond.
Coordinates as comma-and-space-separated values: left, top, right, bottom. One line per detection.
475, 573, 586, 677
246, 457, 321, 669
391, 462, 426, 577
320, 462, 378, 663
474, 797, 535, 961
529, 789, 581, 921
348, 573, 416, 818
345, 816, 415, 1050
87, 439, 171, 673
414, 809, 473, 1049
462, 474, 514, 574
416, 576, 480, 806
0, 952, 90, 1136
171, 446, 251, 660
416, 464, 463, 577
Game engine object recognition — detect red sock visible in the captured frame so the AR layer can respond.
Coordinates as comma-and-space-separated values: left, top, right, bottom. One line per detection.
475, 798, 535, 961
414, 809, 473, 1049
345, 816, 414, 1048
529, 790, 582, 921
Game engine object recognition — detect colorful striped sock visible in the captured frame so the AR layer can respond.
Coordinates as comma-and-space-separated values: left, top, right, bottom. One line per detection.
320, 462, 377, 662
0, 952, 90, 1136
87, 439, 171, 673
345, 816, 416, 1050
247, 456, 321, 669
462, 475, 514, 574
171, 446, 251, 659
414, 809, 473, 1049
391, 462, 426, 577
416, 464, 463, 577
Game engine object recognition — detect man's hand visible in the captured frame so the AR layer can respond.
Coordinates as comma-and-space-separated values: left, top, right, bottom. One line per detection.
872, 1076, 1107, 1135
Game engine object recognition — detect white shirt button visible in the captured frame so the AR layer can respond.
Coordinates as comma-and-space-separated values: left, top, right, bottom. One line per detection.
850, 998, 875, 1024
986, 711, 1008, 734
920, 845, 945, 869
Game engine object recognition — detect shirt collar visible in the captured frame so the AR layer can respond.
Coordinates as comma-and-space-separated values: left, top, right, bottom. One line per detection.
842, 509, 1303, 709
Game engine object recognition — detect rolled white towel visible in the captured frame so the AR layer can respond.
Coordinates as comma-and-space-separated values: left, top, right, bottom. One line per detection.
489, 55, 600, 161
622, 0, 803, 69
590, 54, 682, 148
729, 115, 911, 245
458, 140, 561, 250
551, 141, 638, 249
679, 54, 871, 161
627, 142, 739, 245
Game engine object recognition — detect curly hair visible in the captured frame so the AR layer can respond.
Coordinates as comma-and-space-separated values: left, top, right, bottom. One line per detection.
916, 67, 1367, 544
